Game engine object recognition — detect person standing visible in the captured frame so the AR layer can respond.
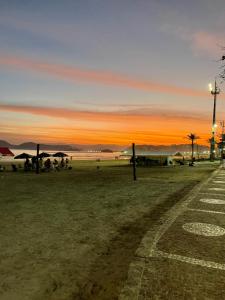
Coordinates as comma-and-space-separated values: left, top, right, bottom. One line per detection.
60, 158, 65, 168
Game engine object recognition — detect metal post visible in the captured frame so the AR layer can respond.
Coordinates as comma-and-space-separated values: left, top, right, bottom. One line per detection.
196, 143, 199, 160
191, 139, 194, 163
210, 81, 220, 161
132, 143, 137, 181
36, 144, 40, 174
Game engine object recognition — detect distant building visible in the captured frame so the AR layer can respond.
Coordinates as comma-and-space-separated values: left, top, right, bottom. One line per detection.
0, 147, 14, 157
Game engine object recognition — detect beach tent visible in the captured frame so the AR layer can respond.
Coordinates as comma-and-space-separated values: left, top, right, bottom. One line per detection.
122, 150, 177, 166
135, 154, 175, 166
0, 147, 14, 156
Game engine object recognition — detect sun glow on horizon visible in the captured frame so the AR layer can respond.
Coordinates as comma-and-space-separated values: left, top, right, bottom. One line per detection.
0, 103, 212, 146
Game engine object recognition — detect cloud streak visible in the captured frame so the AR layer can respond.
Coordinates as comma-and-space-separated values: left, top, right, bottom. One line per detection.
0, 103, 210, 123
0, 54, 210, 98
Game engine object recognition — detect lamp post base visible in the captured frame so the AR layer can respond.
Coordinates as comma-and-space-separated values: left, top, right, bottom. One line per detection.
210, 153, 215, 161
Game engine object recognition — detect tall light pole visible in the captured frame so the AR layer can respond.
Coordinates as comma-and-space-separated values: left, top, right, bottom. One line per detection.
209, 81, 220, 161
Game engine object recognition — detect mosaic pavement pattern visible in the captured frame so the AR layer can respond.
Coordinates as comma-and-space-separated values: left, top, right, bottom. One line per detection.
120, 167, 225, 299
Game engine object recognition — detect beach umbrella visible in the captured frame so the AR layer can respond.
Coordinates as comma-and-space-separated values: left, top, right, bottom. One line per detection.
52, 152, 68, 157
14, 153, 34, 159
38, 152, 51, 158
174, 152, 183, 157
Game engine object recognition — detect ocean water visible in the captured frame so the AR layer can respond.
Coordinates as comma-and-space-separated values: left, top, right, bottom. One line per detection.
2, 149, 124, 161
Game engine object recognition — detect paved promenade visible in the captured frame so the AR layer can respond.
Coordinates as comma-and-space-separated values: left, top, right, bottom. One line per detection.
120, 166, 225, 299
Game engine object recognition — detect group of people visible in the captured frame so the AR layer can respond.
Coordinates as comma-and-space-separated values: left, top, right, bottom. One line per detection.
43, 158, 70, 171
24, 157, 37, 171
24, 157, 71, 171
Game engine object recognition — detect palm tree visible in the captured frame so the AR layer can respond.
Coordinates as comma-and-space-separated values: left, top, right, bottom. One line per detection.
187, 133, 199, 162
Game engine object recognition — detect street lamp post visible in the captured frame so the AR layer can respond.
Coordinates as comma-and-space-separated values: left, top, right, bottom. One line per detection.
209, 81, 220, 161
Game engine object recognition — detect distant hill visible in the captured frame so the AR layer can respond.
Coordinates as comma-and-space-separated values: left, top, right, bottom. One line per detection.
72, 144, 125, 151
0, 140, 210, 153
0, 140, 80, 151
0, 140, 12, 148
0, 140, 124, 151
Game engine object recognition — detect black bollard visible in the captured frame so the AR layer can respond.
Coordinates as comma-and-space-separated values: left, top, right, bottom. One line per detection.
132, 143, 137, 181
36, 144, 40, 174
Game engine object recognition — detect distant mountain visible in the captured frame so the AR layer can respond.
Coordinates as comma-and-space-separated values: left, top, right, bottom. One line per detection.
0, 140, 12, 148
0, 140, 210, 153
17, 142, 80, 151
72, 144, 125, 151
0, 140, 80, 151
124, 144, 209, 154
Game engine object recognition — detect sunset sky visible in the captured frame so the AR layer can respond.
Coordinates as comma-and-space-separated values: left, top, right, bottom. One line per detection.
0, 0, 225, 146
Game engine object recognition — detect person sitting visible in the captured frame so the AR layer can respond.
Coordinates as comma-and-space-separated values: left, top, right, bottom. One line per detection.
53, 159, 60, 171
44, 158, 52, 171
60, 158, 65, 169
65, 158, 69, 169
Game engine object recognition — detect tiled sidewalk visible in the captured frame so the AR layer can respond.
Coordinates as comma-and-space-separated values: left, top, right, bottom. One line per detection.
120, 167, 225, 300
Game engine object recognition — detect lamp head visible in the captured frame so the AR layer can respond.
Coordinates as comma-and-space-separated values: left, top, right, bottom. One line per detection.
208, 83, 213, 92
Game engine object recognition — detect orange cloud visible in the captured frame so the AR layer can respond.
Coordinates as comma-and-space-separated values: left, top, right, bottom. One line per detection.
0, 103, 210, 124
0, 54, 211, 98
